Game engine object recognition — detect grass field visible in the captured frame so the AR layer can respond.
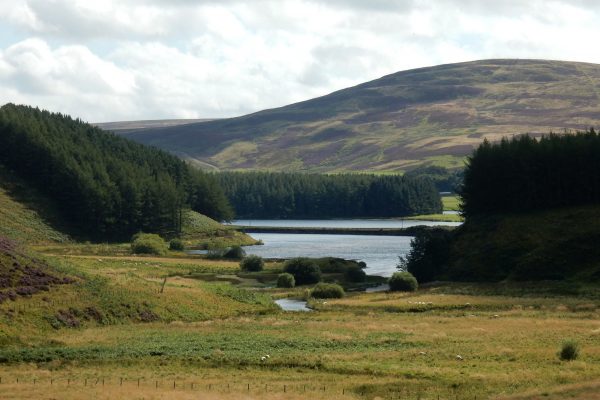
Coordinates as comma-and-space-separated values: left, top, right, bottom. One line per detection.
406, 213, 463, 222
442, 195, 461, 211
1, 241, 599, 400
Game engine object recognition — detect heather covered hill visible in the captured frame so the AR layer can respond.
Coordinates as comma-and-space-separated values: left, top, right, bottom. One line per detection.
114, 59, 600, 172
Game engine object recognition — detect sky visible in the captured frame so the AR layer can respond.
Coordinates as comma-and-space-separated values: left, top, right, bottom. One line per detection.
1, 0, 599, 122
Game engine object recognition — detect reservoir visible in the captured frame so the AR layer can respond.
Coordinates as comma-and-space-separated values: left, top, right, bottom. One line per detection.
215, 219, 461, 277
242, 232, 412, 277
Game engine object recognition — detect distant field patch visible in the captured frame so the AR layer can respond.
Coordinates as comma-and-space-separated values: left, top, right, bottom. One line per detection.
442, 195, 460, 211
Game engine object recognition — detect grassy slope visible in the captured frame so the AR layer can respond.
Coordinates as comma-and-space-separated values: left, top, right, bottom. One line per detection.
181, 210, 258, 248
115, 59, 600, 172
0, 167, 69, 244
449, 205, 600, 281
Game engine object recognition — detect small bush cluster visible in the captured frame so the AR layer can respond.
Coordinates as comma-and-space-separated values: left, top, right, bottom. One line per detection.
169, 238, 185, 251
345, 265, 367, 282
284, 258, 322, 285
559, 340, 579, 361
311, 283, 344, 299
223, 245, 246, 260
277, 273, 295, 288
240, 255, 264, 272
388, 271, 418, 292
131, 233, 168, 255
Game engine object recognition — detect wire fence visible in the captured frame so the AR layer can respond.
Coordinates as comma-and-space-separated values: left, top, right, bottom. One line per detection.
0, 376, 479, 399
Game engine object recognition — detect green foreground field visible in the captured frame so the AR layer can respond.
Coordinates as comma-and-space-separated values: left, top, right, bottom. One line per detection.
1, 243, 599, 400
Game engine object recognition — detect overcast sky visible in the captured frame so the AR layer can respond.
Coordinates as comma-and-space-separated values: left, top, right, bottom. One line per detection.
1, 0, 599, 122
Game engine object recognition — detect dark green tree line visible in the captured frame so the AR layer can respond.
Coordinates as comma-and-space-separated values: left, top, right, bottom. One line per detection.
0, 104, 232, 240
461, 130, 600, 216
216, 171, 441, 218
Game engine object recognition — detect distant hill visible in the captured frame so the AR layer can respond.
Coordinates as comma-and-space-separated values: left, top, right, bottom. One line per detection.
111, 59, 600, 172
94, 119, 213, 134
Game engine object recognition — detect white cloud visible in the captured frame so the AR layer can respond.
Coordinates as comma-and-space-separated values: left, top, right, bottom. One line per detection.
1, 0, 600, 121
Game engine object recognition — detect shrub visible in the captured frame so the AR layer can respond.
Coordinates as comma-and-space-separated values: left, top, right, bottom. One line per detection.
240, 255, 264, 272
277, 273, 295, 288
388, 271, 418, 292
559, 340, 579, 361
345, 265, 367, 282
284, 258, 322, 285
311, 283, 344, 299
316, 257, 358, 273
169, 238, 185, 251
223, 245, 246, 260
131, 233, 168, 255
402, 228, 453, 283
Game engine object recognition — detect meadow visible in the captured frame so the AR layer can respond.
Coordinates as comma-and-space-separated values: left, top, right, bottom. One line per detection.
1, 244, 599, 400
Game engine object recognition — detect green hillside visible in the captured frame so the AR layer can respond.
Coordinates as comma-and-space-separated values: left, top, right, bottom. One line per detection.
449, 205, 600, 282
0, 104, 233, 240
405, 132, 600, 283
0, 166, 69, 244
113, 59, 600, 172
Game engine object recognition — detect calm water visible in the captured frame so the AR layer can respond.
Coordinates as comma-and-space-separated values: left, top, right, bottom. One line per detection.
275, 298, 311, 312
230, 219, 461, 228
242, 232, 413, 277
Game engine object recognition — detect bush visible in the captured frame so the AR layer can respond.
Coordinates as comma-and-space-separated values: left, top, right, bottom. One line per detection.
169, 238, 184, 251
402, 228, 453, 283
559, 340, 579, 361
223, 245, 246, 260
277, 273, 295, 288
311, 283, 344, 299
388, 271, 418, 292
345, 265, 367, 282
316, 257, 359, 273
284, 258, 322, 285
131, 233, 168, 255
240, 255, 264, 272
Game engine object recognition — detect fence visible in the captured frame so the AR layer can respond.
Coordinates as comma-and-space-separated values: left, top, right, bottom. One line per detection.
0, 376, 479, 399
